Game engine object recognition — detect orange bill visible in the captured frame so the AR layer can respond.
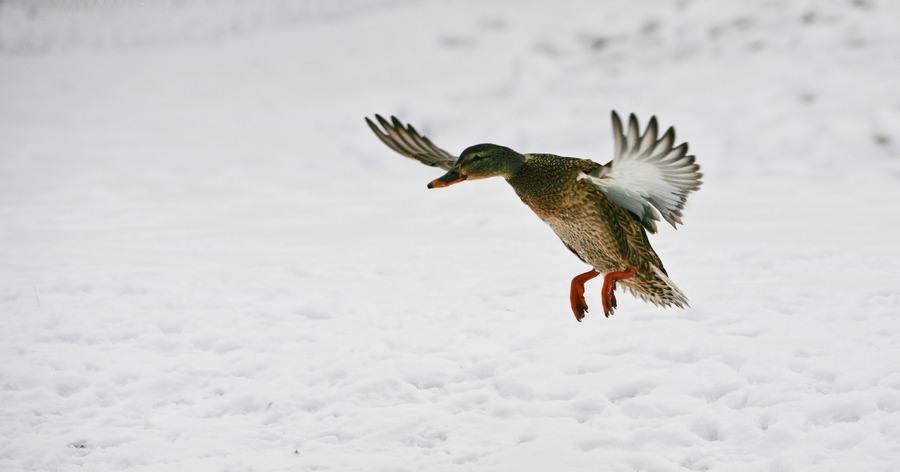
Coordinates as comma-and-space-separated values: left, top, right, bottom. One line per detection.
427, 168, 467, 188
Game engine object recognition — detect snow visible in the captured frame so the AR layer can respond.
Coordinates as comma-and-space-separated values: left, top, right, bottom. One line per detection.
2, 0, 900, 470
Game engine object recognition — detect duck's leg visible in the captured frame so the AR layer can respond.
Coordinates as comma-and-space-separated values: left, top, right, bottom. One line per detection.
601, 268, 636, 317
570, 269, 600, 322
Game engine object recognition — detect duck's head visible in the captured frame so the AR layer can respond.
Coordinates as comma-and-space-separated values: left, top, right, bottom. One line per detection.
427, 144, 525, 189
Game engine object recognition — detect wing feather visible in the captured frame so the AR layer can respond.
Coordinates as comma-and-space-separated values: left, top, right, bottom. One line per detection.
580, 112, 703, 233
365, 115, 458, 171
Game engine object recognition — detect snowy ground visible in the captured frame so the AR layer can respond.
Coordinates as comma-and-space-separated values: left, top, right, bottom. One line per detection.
2, 0, 900, 470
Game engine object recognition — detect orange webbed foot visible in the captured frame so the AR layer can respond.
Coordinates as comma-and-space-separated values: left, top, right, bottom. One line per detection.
601, 268, 636, 318
569, 270, 600, 322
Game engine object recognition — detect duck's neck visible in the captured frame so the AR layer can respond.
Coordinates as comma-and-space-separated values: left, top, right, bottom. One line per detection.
499, 151, 527, 180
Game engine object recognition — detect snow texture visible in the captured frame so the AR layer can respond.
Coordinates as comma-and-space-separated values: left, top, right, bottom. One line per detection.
2, 0, 900, 471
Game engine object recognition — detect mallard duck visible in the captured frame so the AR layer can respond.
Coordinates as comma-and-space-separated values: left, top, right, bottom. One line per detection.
365, 112, 702, 321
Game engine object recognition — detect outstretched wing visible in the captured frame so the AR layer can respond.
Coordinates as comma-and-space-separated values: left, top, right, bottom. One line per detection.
365, 115, 458, 171
579, 111, 702, 233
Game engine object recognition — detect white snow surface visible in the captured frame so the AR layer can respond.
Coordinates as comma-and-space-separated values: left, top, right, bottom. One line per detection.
2, 1, 900, 470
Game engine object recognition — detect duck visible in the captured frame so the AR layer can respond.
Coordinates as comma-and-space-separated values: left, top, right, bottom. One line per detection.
365, 112, 702, 321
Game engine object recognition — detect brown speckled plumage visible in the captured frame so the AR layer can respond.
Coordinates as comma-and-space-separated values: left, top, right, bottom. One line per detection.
365, 112, 701, 320
507, 153, 685, 308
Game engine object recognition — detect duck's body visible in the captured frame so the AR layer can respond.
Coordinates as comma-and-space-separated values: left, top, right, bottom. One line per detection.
508, 153, 686, 310
366, 112, 701, 321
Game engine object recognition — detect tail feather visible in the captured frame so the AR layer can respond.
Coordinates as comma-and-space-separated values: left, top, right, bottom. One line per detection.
621, 265, 689, 309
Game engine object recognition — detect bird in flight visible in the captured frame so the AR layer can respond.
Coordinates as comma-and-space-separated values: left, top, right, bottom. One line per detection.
366, 112, 702, 321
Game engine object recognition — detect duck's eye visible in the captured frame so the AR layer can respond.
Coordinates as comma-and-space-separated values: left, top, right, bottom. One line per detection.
470, 154, 487, 162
